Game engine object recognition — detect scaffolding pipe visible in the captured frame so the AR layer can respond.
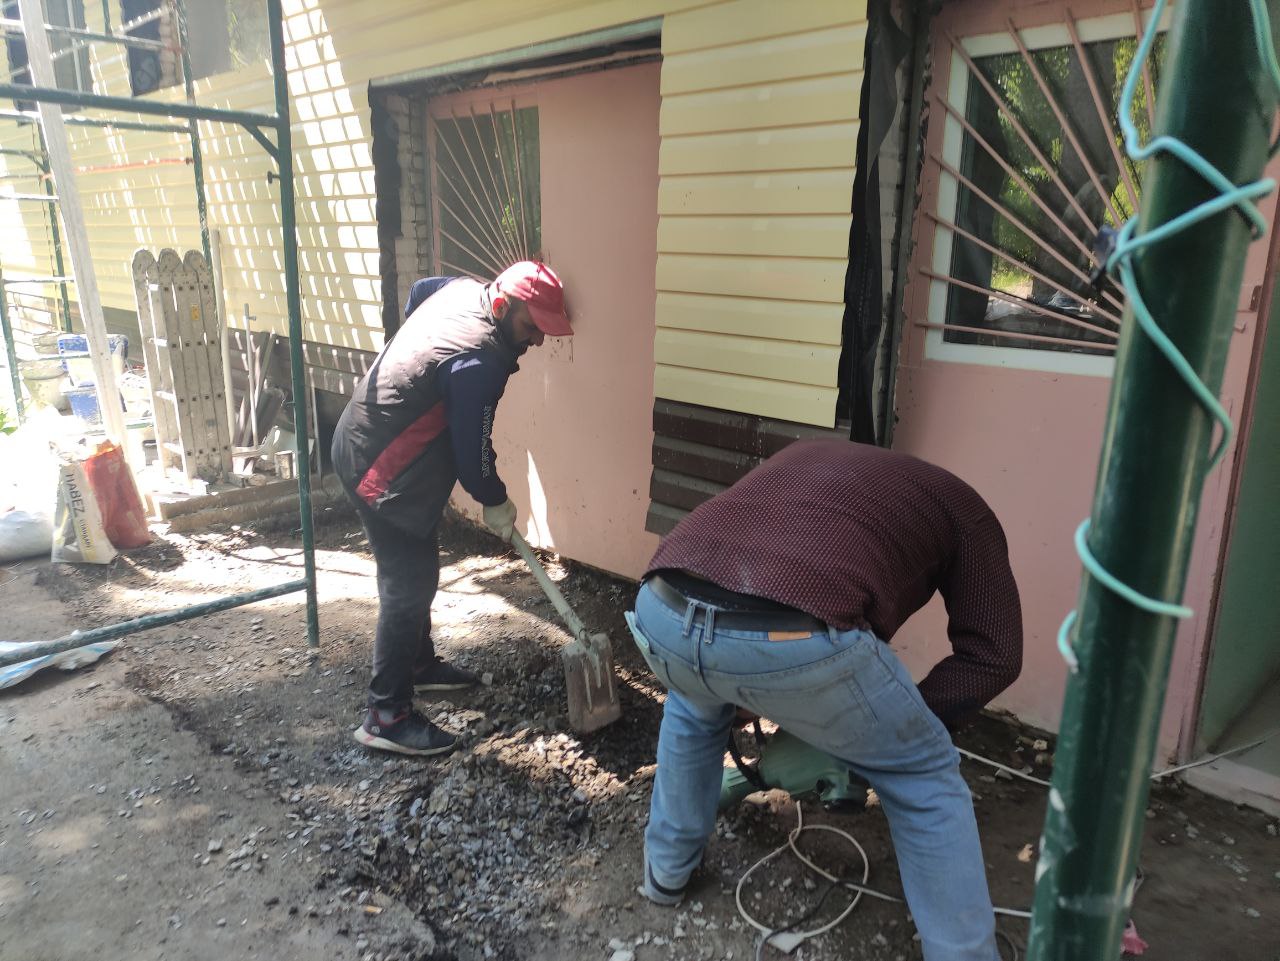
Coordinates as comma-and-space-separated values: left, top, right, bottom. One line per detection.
0, 275, 74, 285
0, 0, 319, 657
0, 578, 311, 668
0, 107, 188, 134
0, 267, 23, 422
39, 137, 73, 333
268, 0, 320, 650
1026, 2, 1280, 957
0, 17, 166, 50
0, 80, 280, 129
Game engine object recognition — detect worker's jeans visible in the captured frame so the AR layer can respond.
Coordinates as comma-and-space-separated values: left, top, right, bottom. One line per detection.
345, 487, 441, 712
631, 582, 998, 961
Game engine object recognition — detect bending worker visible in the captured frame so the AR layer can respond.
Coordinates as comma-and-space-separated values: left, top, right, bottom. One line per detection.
630, 438, 1023, 961
332, 261, 572, 757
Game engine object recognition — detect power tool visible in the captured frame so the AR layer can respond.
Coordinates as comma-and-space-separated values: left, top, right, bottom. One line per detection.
719, 723, 869, 812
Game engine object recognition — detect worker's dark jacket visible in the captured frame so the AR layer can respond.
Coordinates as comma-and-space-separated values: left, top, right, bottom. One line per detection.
331, 278, 519, 533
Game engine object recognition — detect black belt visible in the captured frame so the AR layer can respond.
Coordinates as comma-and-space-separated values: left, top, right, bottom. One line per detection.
645, 572, 825, 633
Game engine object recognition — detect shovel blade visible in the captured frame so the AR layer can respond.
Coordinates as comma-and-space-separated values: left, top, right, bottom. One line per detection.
562, 632, 622, 733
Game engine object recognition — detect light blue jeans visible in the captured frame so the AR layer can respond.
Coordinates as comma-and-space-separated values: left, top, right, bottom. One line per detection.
630, 582, 998, 961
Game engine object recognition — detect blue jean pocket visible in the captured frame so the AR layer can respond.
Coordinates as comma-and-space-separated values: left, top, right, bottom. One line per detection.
734, 648, 882, 750
625, 610, 675, 690
623, 611, 650, 654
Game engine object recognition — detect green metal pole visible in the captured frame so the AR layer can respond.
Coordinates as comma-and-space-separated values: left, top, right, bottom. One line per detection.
0, 578, 310, 667
172, 0, 212, 270
0, 18, 165, 51
267, 0, 319, 650
1027, 3, 1280, 959
35, 132, 73, 333
0, 108, 189, 134
0, 80, 281, 129
0, 267, 24, 423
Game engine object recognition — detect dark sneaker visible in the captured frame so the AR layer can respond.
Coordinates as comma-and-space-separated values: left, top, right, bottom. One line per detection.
413, 655, 479, 692
638, 862, 686, 907
353, 708, 457, 757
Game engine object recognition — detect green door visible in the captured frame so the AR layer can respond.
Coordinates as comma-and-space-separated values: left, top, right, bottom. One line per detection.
1198, 302, 1280, 767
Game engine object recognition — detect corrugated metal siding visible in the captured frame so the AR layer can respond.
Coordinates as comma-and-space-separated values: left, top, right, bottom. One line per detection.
655, 0, 866, 427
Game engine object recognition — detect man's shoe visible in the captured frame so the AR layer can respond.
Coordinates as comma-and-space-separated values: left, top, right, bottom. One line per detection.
353, 708, 457, 757
638, 862, 686, 907
413, 655, 479, 692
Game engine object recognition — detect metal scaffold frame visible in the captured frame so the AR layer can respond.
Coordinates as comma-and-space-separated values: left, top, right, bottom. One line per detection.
0, 0, 215, 431
0, 0, 320, 660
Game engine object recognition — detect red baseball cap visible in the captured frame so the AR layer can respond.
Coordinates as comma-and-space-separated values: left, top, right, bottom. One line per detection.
495, 261, 572, 336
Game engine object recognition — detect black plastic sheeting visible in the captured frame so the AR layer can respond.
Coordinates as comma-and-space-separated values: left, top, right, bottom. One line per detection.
837, 0, 914, 445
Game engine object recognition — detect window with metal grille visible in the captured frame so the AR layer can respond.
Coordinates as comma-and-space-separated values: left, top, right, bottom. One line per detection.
3, 0, 91, 93
925, 12, 1167, 368
122, 0, 264, 97
428, 103, 541, 279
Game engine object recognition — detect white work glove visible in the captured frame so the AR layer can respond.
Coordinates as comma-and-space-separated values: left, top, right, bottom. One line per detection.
482, 498, 517, 542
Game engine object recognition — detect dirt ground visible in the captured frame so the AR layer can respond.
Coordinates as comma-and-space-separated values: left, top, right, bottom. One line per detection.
2, 502, 1278, 961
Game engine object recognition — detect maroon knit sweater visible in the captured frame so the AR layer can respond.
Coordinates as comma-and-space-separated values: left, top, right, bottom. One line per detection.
646, 439, 1023, 728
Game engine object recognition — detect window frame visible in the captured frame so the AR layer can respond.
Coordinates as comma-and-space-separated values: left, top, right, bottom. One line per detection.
425, 88, 543, 282
2, 0, 91, 94
922, 7, 1172, 377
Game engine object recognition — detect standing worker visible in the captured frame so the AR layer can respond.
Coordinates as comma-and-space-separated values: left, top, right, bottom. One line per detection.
332, 261, 573, 757
630, 439, 1022, 961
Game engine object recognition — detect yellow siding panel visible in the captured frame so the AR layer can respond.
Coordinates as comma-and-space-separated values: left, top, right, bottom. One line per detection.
660, 72, 863, 136
317, 0, 692, 88
658, 214, 850, 259
659, 122, 859, 176
661, 0, 866, 55
658, 170, 854, 216
656, 328, 840, 386
651, 0, 865, 423
655, 292, 842, 345
655, 365, 837, 428
661, 24, 868, 95
657, 253, 847, 304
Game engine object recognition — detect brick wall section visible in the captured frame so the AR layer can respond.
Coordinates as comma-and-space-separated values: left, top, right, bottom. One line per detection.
408, 96, 433, 281
389, 91, 434, 316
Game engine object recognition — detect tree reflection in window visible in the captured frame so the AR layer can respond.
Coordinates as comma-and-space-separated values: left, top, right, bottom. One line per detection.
429, 104, 541, 281
939, 28, 1165, 355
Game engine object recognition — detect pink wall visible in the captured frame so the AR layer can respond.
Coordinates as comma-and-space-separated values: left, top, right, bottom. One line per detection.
894, 0, 1279, 758
892, 264, 1271, 759
892, 361, 1109, 733
441, 63, 662, 578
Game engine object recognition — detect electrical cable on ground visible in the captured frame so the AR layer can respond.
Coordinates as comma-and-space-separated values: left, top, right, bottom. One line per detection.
956, 725, 1280, 787
738, 799, 1032, 960
739, 722, 1268, 959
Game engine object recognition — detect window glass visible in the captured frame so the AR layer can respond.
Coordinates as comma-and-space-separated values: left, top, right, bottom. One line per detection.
123, 0, 264, 97
938, 33, 1166, 356
430, 105, 541, 280
3, 0, 91, 93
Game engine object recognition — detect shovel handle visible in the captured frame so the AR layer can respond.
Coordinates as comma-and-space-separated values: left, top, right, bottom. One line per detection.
510, 531, 589, 643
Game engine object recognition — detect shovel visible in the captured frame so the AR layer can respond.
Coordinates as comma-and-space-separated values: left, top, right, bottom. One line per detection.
509, 531, 623, 733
